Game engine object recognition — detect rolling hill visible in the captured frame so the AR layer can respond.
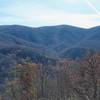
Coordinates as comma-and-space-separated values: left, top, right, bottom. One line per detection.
0, 24, 100, 91
0, 25, 100, 58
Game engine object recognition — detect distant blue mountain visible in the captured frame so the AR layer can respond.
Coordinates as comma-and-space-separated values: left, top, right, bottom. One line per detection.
0, 24, 100, 59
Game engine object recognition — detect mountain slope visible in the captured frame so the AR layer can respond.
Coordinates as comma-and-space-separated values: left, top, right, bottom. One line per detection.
1, 24, 100, 92
0, 25, 100, 58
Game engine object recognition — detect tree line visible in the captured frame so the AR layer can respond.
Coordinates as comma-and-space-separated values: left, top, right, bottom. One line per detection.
1, 53, 100, 100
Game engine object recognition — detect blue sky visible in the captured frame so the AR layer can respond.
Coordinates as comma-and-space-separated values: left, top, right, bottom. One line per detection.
0, 0, 100, 28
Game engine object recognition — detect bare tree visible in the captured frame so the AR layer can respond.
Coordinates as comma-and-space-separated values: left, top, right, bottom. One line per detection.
71, 53, 100, 100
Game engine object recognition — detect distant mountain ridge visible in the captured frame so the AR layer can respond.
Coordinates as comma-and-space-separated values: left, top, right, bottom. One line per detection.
0, 24, 100, 59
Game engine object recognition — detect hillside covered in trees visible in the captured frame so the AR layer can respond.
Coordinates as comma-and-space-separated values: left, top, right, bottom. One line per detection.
0, 25, 100, 100
1, 53, 100, 100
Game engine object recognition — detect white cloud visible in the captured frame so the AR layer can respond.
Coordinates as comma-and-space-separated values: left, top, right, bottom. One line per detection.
1, 11, 99, 28
24, 13, 100, 28
0, 0, 100, 28
0, 5, 100, 28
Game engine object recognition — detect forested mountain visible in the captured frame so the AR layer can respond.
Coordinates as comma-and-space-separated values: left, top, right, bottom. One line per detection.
0, 24, 100, 72
0, 25, 100, 57
0, 25, 100, 100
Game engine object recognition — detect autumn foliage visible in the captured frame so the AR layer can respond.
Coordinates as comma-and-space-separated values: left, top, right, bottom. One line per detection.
2, 53, 100, 100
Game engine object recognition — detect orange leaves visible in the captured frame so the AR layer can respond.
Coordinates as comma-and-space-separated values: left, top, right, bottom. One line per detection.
10, 61, 40, 99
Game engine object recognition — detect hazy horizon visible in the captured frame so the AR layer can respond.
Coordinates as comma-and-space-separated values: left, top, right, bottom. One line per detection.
0, 0, 100, 28
0, 24, 100, 29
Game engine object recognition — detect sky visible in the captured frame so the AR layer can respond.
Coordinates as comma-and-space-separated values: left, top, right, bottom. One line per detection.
0, 0, 100, 28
